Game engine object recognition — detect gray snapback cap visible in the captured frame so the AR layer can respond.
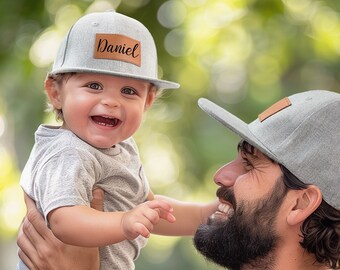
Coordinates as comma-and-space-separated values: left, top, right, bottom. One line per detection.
51, 11, 179, 90
198, 90, 340, 208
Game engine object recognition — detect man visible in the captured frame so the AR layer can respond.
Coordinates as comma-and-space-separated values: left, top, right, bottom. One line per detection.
17, 90, 339, 269
194, 89, 339, 269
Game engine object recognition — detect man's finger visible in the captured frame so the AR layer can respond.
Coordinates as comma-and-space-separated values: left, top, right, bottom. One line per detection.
147, 199, 173, 213
157, 209, 176, 223
18, 249, 36, 270
146, 191, 154, 201
24, 192, 49, 242
17, 222, 38, 270
25, 207, 52, 241
90, 188, 104, 211
144, 199, 176, 223
24, 193, 37, 213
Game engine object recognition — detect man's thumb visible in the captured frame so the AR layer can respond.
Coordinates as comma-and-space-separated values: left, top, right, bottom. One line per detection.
90, 188, 105, 211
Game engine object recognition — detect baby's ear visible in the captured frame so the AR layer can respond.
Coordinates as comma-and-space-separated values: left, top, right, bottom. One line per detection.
286, 185, 322, 226
44, 77, 62, 109
144, 86, 157, 110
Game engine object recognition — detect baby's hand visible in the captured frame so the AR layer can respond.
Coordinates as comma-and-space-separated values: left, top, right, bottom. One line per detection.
121, 199, 176, 239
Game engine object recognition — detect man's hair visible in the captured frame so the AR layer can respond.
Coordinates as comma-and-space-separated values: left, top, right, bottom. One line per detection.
238, 140, 340, 269
280, 165, 340, 269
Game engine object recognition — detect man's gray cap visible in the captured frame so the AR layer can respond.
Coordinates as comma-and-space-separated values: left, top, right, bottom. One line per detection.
198, 90, 340, 208
51, 11, 179, 90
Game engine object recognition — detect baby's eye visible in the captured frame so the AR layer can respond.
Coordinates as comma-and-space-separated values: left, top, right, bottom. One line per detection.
87, 82, 102, 90
121, 87, 136, 95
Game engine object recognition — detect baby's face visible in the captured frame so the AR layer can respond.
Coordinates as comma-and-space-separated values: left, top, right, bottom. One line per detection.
58, 73, 155, 148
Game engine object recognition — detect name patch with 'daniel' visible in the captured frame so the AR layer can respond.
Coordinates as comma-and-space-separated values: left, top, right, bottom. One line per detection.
94, 34, 141, 66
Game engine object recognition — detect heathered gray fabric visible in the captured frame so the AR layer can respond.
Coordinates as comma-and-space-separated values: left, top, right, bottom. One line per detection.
198, 90, 340, 208
19, 125, 149, 269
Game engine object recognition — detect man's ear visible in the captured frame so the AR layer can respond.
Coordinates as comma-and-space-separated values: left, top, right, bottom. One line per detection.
44, 77, 62, 109
144, 86, 156, 111
286, 185, 322, 226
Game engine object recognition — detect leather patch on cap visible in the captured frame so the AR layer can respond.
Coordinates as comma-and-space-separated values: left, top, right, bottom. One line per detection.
258, 97, 291, 122
94, 34, 141, 66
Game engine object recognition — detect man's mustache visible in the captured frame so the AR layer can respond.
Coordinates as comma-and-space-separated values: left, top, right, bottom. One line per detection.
216, 187, 237, 209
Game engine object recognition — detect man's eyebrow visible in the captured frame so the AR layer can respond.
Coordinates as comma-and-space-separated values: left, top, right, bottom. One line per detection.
238, 145, 260, 165
240, 152, 250, 162
237, 140, 255, 155
240, 150, 256, 162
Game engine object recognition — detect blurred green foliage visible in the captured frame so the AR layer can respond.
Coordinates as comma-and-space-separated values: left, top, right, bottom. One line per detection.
1, 0, 340, 269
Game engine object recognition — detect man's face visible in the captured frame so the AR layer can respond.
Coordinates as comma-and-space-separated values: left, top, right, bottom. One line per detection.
194, 146, 287, 270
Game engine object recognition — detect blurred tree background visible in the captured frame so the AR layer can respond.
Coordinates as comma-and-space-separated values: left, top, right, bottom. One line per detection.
1, 0, 340, 269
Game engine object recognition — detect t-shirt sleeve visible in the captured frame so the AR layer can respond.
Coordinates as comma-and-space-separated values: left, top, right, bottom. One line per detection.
33, 148, 96, 219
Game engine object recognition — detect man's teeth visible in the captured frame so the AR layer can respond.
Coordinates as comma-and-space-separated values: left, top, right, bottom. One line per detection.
218, 203, 234, 218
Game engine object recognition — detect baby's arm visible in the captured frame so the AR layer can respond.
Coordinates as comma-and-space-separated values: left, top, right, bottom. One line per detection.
48, 199, 176, 247
17, 190, 104, 270
152, 194, 219, 236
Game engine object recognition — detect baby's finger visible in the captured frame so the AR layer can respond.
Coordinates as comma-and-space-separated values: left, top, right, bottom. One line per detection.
134, 223, 151, 239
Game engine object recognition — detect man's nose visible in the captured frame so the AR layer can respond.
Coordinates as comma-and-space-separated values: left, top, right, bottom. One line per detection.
213, 157, 243, 187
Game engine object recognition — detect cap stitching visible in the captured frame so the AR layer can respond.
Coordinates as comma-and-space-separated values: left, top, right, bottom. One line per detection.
59, 25, 75, 68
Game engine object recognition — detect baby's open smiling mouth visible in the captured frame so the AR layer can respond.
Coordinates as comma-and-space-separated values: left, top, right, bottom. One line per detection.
91, 116, 121, 127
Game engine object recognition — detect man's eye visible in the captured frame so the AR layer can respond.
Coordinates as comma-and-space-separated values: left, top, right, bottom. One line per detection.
242, 159, 253, 169
87, 83, 102, 90
121, 87, 136, 95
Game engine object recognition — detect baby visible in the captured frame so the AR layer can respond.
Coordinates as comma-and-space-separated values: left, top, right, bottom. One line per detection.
18, 11, 217, 270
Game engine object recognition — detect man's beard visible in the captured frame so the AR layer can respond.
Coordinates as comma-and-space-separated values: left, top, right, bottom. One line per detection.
193, 179, 287, 270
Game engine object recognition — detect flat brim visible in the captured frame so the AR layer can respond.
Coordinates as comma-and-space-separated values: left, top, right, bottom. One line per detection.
198, 98, 276, 160
50, 67, 180, 90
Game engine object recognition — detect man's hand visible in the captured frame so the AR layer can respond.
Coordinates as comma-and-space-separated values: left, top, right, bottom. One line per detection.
17, 189, 104, 270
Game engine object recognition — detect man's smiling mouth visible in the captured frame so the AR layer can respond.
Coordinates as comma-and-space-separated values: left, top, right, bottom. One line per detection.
91, 116, 121, 127
212, 202, 235, 221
